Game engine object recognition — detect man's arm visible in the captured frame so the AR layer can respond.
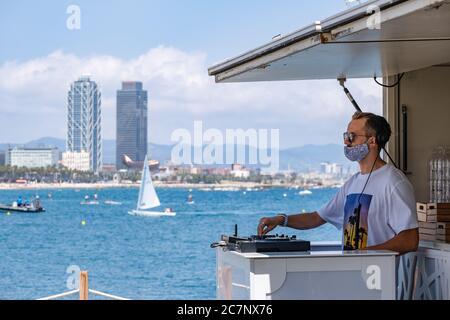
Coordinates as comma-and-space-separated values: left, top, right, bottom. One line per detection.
366, 228, 419, 254
258, 212, 326, 236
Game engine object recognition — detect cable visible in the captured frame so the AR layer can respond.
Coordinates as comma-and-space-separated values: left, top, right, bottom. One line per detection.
374, 73, 405, 88
382, 147, 399, 169
358, 155, 378, 205
352, 155, 378, 250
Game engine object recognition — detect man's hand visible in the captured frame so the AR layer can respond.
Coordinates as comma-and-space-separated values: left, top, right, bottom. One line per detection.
258, 216, 284, 236
257, 212, 325, 236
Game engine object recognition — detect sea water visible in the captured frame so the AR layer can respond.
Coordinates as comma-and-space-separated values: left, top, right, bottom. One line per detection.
0, 187, 340, 300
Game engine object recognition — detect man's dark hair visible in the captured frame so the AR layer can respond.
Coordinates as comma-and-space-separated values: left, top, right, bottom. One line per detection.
352, 112, 392, 151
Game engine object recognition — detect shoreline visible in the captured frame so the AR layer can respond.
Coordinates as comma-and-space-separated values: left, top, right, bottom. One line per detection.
0, 181, 339, 191
0, 182, 139, 191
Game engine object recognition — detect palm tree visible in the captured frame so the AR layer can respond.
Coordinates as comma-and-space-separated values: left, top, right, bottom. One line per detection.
344, 229, 353, 249
347, 215, 357, 247
358, 228, 368, 249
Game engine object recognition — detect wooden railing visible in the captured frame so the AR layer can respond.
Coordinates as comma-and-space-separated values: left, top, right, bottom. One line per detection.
37, 271, 129, 300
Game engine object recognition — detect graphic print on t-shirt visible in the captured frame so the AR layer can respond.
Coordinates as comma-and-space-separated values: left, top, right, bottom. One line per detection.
343, 193, 373, 250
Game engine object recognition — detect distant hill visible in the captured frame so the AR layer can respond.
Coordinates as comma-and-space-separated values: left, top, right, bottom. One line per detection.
280, 144, 353, 172
25, 137, 66, 150
0, 137, 66, 151
0, 137, 354, 172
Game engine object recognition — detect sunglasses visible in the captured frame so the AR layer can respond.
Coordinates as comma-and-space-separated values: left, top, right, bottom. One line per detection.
343, 132, 370, 144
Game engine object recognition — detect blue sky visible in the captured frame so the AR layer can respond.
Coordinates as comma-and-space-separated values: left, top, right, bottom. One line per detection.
0, 0, 381, 148
0, 0, 350, 64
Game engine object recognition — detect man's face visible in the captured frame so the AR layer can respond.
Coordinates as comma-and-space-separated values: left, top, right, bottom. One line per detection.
344, 118, 370, 147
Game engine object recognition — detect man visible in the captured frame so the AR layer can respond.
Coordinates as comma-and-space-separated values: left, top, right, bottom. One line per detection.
17, 196, 23, 207
258, 112, 419, 254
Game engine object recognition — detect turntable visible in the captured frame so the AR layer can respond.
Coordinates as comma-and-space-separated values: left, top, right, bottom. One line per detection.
211, 225, 311, 253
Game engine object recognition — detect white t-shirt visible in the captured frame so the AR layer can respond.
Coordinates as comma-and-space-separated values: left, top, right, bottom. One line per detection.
317, 164, 418, 248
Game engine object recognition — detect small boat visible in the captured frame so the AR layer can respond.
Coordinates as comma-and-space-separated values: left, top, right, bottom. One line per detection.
104, 200, 122, 205
299, 190, 313, 196
0, 204, 45, 213
80, 201, 99, 205
128, 155, 176, 217
0, 197, 45, 213
80, 195, 99, 205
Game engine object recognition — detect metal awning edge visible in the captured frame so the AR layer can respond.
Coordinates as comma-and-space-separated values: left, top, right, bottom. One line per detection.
208, 0, 408, 77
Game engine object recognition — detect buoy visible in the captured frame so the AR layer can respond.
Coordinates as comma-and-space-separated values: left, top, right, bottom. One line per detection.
81, 220, 87, 226
283, 193, 287, 197
7, 212, 11, 216
243, 191, 247, 195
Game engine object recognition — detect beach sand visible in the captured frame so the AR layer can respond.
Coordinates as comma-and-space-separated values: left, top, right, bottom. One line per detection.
0, 181, 300, 190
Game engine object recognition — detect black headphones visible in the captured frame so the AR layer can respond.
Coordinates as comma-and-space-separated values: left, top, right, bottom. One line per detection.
370, 115, 391, 151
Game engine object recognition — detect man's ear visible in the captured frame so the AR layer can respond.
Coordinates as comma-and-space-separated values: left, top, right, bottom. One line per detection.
369, 137, 377, 148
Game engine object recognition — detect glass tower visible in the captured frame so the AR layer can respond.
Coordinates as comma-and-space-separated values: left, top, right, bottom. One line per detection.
116, 81, 148, 170
67, 76, 102, 172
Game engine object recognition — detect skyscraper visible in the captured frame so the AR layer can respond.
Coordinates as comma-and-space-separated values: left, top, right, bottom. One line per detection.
67, 76, 102, 172
116, 81, 148, 170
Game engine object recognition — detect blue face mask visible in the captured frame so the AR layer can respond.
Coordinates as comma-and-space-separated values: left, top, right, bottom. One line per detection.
344, 143, 369, 162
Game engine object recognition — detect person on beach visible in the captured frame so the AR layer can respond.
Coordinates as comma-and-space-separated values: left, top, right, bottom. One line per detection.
257, 112, 419, 254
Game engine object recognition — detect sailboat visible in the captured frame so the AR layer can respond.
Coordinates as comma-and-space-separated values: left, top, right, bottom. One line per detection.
128, 155, 176, 217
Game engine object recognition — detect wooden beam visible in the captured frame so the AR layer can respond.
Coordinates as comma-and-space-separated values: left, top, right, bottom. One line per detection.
79, 271, 89, 300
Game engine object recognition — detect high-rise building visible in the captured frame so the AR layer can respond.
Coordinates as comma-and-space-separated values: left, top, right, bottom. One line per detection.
67, 76, 102, 172
116, 81, 148, 170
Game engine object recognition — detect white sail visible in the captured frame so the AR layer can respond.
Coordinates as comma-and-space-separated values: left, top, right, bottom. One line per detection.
137, 156, 161, 210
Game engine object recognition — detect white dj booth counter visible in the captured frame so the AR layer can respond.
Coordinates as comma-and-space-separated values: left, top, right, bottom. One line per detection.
216, 242, 397, 300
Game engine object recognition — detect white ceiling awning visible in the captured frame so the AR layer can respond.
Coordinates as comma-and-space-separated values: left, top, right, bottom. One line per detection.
208, 0, 450, 83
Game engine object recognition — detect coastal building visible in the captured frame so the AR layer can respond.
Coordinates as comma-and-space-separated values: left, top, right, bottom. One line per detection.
67, 76, 102, 172
61, 151, 90, 172
231, 164, 243, 171
102, 164, 117, 172
174, 166, 191, 175
116, 81, 148, 170
204, 167, 231, 176
320, 162, 343, 177
230, 164, 252, 178
231, 168, 251, 179
190, 167, 203, 175
6, 147, 59, 168
0, 150, 5, 166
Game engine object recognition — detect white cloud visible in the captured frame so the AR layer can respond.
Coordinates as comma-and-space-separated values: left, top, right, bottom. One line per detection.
0, 47, 382, 148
